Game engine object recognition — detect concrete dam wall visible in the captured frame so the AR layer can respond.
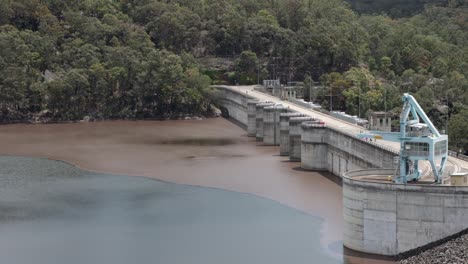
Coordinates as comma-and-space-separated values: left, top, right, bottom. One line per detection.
215, 86, 397, 177
215, 86, 467, 256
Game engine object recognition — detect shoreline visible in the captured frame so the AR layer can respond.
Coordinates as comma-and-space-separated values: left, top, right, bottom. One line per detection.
0, 115, 216, 126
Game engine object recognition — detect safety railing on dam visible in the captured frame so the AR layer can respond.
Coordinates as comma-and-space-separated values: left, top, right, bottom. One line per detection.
448, 150, 468, 162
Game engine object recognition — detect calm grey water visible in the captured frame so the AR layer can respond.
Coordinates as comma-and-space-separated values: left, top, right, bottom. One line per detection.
0, 156, 340, 264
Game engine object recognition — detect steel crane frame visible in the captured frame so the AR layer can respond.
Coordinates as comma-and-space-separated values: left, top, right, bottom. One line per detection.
358, 93, 448, 183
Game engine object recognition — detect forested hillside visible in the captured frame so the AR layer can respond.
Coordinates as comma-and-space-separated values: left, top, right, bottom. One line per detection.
0, 0, 212, 121
0, 0, 467, 151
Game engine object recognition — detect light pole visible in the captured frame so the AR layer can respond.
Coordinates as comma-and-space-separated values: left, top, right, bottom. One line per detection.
358, 84, 361, 118
305, 71, 312, 102
257, 63, 260, 85
384, 86, 387, 113
309, 81, 312, 102
330, 83, 333, 112
446, 91, 449, 135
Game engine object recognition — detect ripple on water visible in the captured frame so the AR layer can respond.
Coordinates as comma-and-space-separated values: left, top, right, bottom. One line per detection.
0, 156, 340, 264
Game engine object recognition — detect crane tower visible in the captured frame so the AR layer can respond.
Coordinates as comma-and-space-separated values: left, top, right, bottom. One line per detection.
358, 93, 448, 183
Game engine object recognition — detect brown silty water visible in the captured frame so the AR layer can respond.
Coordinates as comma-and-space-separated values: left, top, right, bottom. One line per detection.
0, 118, 395, 264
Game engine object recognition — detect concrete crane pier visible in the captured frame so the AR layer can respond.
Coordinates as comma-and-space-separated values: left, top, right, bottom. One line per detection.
263, 105, 288, 146
289, 117, 317, 161
255, 102, 274, 141
247, 99, 259, 137
301, 122, 328, 171
343, 169, 468, 256
280, 113, 305, 156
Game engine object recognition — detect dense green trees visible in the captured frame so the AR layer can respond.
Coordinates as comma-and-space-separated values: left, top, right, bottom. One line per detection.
449, 111, 468, 152
0, 0, 212, 121
234, 51, 261, 85
0, 0, 466, 150
347, 0, 441, 17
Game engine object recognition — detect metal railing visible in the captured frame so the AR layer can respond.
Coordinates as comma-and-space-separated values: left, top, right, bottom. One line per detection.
287, 98, 321, 110
448, 150, 468, 162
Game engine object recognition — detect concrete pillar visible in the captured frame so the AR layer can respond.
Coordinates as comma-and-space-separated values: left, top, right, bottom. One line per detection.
263, 105, 288, 146
279, 112, 305, 156
289, 117, 317, 161
301, 122, 328, 171
255, 102, 274, 141
263, 106, 276, 145
247, 99, 259, 137
274, 106, 288, 145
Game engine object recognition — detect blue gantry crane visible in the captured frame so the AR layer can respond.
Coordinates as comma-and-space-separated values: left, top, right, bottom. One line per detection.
358, 93, 448, 183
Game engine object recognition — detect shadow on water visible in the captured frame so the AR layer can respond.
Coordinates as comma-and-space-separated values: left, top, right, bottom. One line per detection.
343, 247, 397, 264
182, 154, 247, 160
292, 167, 343, 186
126, 137, 240, 146
159, 138, 237, 146
280, 159, 298, 163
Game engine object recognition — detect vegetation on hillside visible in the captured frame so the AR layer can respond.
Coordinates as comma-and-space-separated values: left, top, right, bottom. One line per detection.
0, 0, 212, 121
0, 0, 466, 151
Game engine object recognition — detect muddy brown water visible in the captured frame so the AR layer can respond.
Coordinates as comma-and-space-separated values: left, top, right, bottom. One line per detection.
0, 118, 395, 264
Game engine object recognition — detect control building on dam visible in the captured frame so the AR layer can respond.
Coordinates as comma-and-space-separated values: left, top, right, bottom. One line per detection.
214, 85, 468, 257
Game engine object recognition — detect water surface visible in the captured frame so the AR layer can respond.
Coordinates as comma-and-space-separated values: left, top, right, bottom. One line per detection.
0, 156, 340, 264
0, 119, 395, 264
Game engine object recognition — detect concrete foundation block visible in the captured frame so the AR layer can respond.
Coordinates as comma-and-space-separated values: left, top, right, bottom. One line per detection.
263, 105, 287, 146
289, 117, 316, 161
279, 112, 304, 156
255, 102, 274, 141
247, 99, 259, 137
301, 122, 328, 171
